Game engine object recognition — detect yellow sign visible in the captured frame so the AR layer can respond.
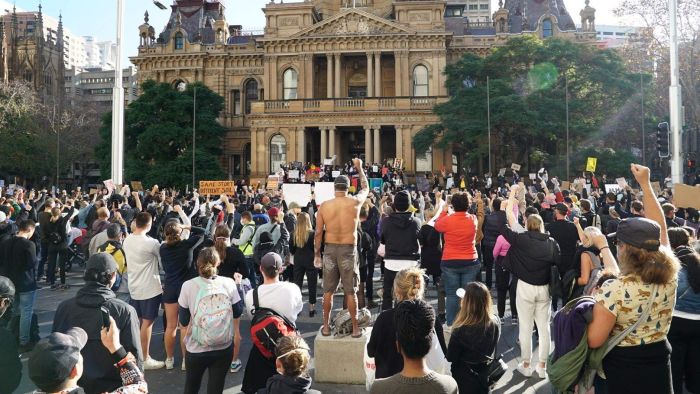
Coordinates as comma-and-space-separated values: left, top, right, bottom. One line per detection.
586, 157, 597, 172
199, 181, 235, 195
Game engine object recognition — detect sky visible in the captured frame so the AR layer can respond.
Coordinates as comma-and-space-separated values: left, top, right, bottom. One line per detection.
2, 0, 635, 69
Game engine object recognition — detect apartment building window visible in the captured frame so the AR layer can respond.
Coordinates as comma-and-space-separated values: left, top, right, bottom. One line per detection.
468, 4, 478, 10
480, 4, 489, 10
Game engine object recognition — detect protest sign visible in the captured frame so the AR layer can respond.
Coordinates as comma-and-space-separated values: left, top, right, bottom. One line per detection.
282, 184, 312, 207
288, 170, 300, 179
0, 180, 4, 188
586, 157, 597, 172
372, 165, 378, 173
605, 184, 622, 194
673, 183, 700, 210
416, 176, 430, 192
130, 181, 144, 192
266, 176, 280, 191
529, 173, 536, 180
511, 163, 521, 171
369, 178, 383, 193
393, 158, 404, 169
103, 179, 116, 195
89, 188, 98, 195
332, 171, 341, 178
561, 181, 570, 190
498, 168, 507, 177
314, 182, 335, 205
616, 177, 628, 189
199, 180, 235, 195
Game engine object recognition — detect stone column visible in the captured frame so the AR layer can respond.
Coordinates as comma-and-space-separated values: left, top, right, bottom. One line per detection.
366, 53, 374, 98
395, 125, 403, 160
364, 126, 372, 163
328, 126, 336, 158
334, 54, 341, 98
373, 126, 381, 165
326, 54, 333, 99
320, 128, 328, 160
375, 51, 382, 97
250, 127, 258, 176
297, 127, 306, 163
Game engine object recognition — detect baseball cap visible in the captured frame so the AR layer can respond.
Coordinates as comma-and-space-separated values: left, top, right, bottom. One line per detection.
267, 207, 280, 218
0, 275, 15, 299
260, 252, 283, 271
607, 217, 661, 252
85, 252, 118, 275
334, 175, 350, 191
29, 327, 88, 392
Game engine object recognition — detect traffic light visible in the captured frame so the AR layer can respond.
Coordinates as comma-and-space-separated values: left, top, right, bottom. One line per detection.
657, 122, 670, 158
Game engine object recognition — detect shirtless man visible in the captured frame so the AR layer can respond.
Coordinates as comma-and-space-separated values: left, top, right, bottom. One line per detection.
314, 158, 369, 337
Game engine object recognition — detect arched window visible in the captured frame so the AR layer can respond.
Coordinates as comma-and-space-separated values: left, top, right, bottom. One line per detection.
269, 134, 287, 173
283, 69, 298, 100
174, 32, 184, 50
416, 146, 433, 172
542, 19, 553, 38
245, 79, 259, 114
413, 65, 429, 97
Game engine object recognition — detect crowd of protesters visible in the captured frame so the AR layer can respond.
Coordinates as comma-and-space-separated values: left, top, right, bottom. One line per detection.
0, 159, 698, 394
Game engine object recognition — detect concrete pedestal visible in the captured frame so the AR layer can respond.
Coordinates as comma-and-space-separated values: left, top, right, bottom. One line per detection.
314, 327, 371, 384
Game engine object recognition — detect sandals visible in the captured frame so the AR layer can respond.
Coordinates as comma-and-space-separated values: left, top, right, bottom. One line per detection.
321, 327, 332, 337
351, 328, 366, 339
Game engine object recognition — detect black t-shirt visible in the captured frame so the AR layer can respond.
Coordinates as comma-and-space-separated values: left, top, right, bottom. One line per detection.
546, 219, 579, 270
0, 326, 21, 394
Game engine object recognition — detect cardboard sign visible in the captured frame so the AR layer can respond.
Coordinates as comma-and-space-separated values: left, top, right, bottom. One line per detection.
616, 177, 628, 189
89, 188, 98, 195
266, 176, 280, 191
511, 163, 521, 171
416, 176, 430, 192
561, 181, 570, 190
673, 183, 700, 210
332, 171, 341, 178
498, 168, 507, 177
605, 184, 622, 194
103, 179, 116, 195
529, 173, 536, 180
130, 181, 144, 192
199, 180, 235, 195
288, 170, 300, 179
393, 158, 404, 169
314, 182, 335, 205
586, 157, 597, 172
651, 181, 662, 196
282, 184, 312, 207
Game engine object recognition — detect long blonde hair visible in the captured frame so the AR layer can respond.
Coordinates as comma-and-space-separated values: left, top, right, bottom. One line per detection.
294, 212, 312, 248
393, 267, 425, 302
453, 282, 496, 329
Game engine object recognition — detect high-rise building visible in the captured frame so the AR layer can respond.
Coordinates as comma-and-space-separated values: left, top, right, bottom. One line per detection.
84, 36, 117, 70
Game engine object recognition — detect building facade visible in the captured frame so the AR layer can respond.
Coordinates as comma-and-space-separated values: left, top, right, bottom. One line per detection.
64, 66, 138, 111
131, 0, 596, 180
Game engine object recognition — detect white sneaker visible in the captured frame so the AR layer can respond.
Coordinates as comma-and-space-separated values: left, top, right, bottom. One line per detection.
181, 359, 186, 371
230, 359, 242, 373
143, 357, 165, 370
165, 357, 174, 370
517, 362, 532, 377
535, 365, 547, 379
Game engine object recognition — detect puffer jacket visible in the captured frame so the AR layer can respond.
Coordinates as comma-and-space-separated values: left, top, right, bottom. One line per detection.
482, 211, 506, 248
500, 224, 561, 286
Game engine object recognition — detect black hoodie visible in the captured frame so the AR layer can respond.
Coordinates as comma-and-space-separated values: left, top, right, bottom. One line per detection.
258, 374, 321, 394
53, 282, 142, 394
381, 212, 421, 261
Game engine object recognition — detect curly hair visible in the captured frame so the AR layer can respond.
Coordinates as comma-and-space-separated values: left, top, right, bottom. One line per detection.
393, 299, 435, 359
275, 335, 311, 377
618, 242, 680, 285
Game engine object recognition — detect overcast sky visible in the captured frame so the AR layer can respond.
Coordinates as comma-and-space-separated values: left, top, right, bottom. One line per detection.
2, 0, 637, 68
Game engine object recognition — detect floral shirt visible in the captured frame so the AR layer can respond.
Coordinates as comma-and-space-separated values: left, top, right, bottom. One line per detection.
595, 275, 678, 346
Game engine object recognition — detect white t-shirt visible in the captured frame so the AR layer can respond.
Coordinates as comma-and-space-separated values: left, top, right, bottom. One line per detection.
123, 233, 162, 300
244, 281, 303, 324
179, 276, 240, 353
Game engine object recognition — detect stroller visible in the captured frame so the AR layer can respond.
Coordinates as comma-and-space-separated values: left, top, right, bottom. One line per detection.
65, 228, 87, 271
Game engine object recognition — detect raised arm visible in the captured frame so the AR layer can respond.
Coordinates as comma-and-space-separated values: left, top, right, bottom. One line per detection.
631, 164, 669, 247
313, 209, 325, 269
353, 158, 369, 204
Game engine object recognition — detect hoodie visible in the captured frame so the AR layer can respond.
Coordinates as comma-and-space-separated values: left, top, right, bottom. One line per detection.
259, 374, 321, 394
380, 212, 420, 261
52, 282, 143, 394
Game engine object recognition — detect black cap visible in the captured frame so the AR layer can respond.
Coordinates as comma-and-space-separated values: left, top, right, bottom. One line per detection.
261, 252, 283, 271
554, 203, 569, 214
29, 328, 88, 392
86, 253, 118, 275
608, 217, 661, 252
0, 276, 15, 299
334, 175, 350, 191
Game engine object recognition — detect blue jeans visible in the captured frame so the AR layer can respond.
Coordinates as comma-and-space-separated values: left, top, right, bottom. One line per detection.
442, 260, 481, 326
12, 290, 36, 345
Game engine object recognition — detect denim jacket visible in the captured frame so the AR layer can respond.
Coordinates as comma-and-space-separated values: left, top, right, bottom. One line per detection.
675, 246, 700, 315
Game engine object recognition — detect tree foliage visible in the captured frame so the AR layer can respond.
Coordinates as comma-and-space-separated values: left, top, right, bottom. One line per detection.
414, 36, 640, 175
96, 80, 226, 189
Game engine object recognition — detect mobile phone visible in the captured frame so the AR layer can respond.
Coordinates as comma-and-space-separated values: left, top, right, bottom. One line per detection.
100, 306, 111, 330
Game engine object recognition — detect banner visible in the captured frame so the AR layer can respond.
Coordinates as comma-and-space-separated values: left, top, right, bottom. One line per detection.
673, 183, 700, 210
199, 180, 235, 195
282, 184, 312, 207
314, 182, 335, 205
586, 157, 597, 172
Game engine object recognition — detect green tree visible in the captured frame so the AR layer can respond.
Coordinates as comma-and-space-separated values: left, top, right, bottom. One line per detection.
97, 80, 226, 189
414, 36, 638, 176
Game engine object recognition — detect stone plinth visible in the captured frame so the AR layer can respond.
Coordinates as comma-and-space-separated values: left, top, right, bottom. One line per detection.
313, 327, 371, 384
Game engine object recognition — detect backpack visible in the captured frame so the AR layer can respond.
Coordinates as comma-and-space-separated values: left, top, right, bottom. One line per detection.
581, 251, 604, 296
188, 277, 235, 348
332, 308, 372, 337
97, 241, 127, 292
253, 224, 288, 265
249, 287, 297, 358
47, 222, 65, 245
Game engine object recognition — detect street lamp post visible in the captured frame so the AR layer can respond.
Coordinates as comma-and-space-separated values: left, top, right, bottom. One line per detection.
565, 73, 570, 181
487, 76, 492, 176
192, 87, 197, 188
669, 0, 684, 184
111, 0, 125, 185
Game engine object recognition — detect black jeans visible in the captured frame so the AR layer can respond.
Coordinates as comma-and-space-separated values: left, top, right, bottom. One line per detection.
381, 269, 397, 310
365, 245, 377, 301
47, 244, 67, 285
668, 316, 700, 394
293, 262, 318, 304
495, 256, 517, 318
481, 244, 495, 289
184, 344, 233, 394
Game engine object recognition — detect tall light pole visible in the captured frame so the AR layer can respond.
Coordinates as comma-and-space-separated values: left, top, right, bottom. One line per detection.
565, 73, 570, 181
669, 0, 683, 184
111, 0, 125, 185
486, 76, 492, 175
641, 73, 646, 166
192, 87, 197, 188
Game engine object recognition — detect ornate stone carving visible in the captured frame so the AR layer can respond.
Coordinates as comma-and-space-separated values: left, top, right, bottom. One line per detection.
296, 11, 409, 37
408, 12, 431, 22
279, 16, 300, 27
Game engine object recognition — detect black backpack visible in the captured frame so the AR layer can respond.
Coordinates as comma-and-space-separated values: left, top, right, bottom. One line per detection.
47, 221, 65, 245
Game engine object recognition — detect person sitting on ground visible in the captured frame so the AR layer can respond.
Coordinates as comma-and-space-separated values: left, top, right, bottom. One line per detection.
242, 252, 303, 394
52, 253, 143, 394
370, 299, 458, 394
29, 321, 147, 394
0, 276, 21, 394
257, 335, 321, 394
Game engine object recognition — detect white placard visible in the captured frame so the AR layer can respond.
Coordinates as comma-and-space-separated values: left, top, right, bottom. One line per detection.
282, 183, 312, 207
372, 166, 378, 173
332, 171, 341, 178
529, 173, 536, 180
615, 177, 628, 189
605, 184, 622, 194
288, 170, 300, 179
314, 182, 336, 205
